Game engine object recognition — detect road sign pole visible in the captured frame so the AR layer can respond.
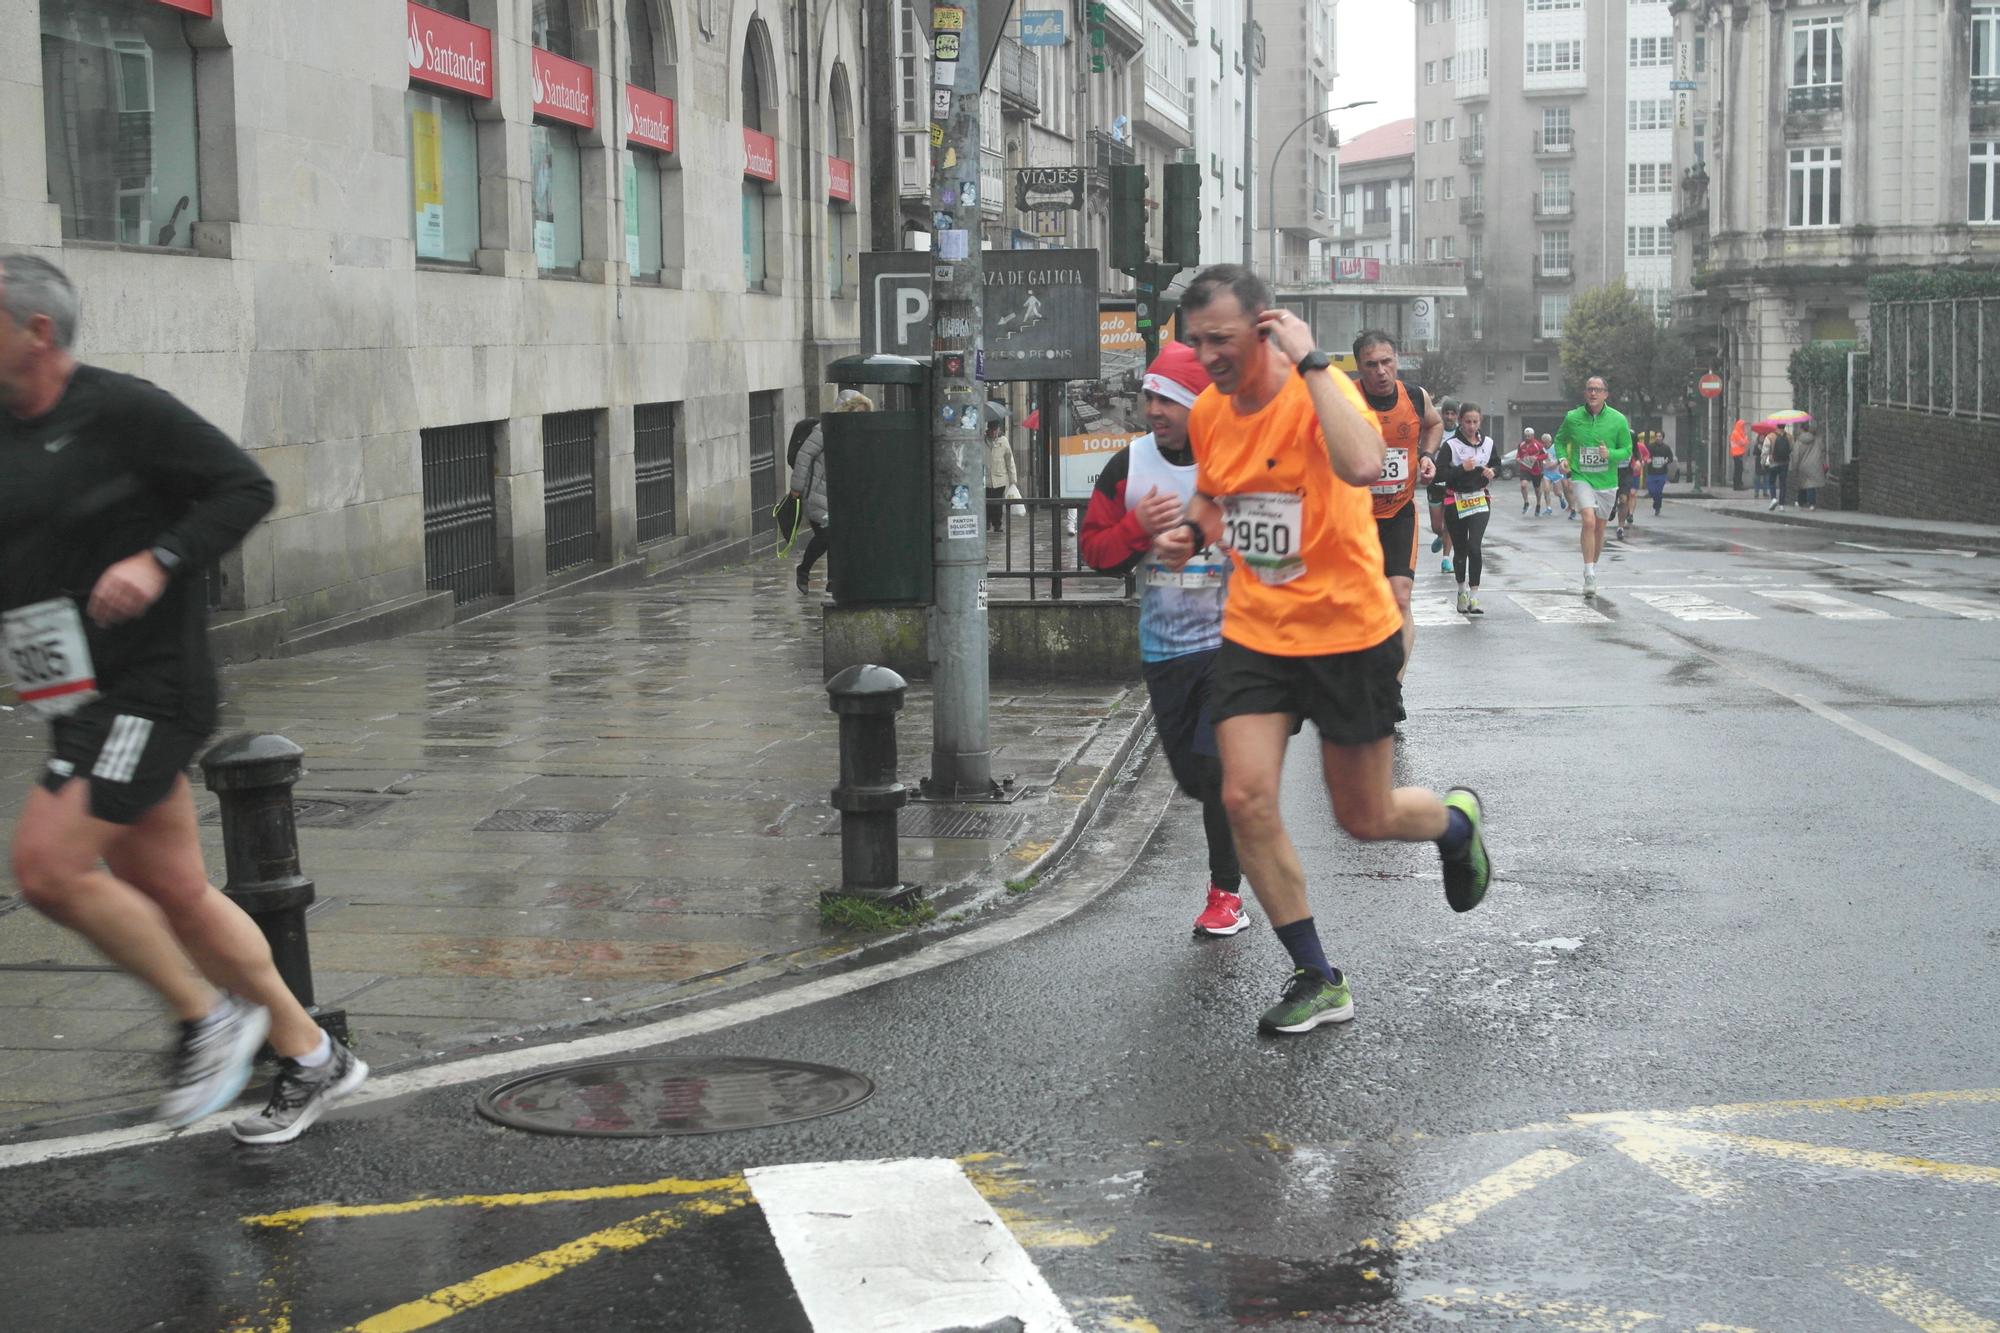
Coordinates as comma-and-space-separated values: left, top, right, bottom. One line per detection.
925, 0, 996, 800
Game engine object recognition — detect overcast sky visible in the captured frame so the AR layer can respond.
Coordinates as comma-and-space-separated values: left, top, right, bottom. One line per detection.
1330, 1, 1416, 144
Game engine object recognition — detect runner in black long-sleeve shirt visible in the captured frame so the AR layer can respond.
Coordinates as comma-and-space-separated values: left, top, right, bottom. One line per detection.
1440, 403, 1497, 614
1, 253, 366, 1143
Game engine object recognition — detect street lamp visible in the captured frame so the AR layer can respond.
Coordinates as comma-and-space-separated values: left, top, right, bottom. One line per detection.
1266, 99, 1375, 285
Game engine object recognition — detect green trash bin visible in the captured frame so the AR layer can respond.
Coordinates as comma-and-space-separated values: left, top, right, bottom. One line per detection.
824, 355, 934, 606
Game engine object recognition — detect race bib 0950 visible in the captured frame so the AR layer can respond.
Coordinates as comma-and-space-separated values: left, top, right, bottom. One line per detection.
1221, 493, 1307, 586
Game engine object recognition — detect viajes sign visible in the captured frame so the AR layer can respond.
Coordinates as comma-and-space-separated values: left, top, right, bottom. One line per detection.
532, 47, 594, 128
407, 2, 493, 99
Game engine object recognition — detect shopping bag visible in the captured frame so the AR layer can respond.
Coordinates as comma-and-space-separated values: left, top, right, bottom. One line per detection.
1005, 483, 1027, 519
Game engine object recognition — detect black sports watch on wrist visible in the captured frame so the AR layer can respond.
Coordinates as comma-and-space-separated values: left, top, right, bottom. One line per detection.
1295, 349, 1333, 376
1181, 518, 1205, 550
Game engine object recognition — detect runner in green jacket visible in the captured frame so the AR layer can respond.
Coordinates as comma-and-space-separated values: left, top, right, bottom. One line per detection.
1553, 375, 1633, 599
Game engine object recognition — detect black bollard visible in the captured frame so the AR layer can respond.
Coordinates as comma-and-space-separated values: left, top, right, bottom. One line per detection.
825, 664, 911, 902
199, 733, 347, 1044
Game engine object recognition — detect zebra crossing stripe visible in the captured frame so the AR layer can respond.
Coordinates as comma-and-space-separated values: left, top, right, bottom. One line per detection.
1626, 591, 1759, 622
1507, 592, 1611, 624
1751, 588, 1891, 620
1412, 598, 1470, 627
1873, 590, 2000, 621
746, 1158, 1078, 1333
91, 715, 153, 784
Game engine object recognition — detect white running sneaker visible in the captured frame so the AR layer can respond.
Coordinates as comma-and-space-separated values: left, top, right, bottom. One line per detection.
160, 995, 270, 1129
1583, 572, 1599, 599
231, 1041, 370, 1145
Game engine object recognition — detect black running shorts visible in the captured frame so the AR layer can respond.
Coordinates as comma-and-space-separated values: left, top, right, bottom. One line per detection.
1210, 635, 1406, 748
1375, 503, 1417, 581
1141, 647, 1222, 801
40, 699, 207, 824
1426, 481, 1449, 507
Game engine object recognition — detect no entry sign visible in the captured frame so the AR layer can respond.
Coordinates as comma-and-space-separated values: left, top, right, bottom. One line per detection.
1699, 371, 1724, 399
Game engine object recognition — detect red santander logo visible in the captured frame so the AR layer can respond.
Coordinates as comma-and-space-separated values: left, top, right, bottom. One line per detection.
625, 86, 676, 154
531, 47, 594, 128
406, 2, 493, 100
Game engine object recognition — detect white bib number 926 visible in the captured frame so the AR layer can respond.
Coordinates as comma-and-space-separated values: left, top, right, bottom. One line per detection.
1221, 493, 1307, 586
3, 598, 99, 720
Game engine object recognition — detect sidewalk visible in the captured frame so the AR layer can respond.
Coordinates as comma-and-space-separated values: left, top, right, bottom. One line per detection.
1676, 491, 2000, 553
0, 559, 1149, 1136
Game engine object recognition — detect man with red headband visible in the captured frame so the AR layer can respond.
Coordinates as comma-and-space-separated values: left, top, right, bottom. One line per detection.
1081, 342, 1246, 939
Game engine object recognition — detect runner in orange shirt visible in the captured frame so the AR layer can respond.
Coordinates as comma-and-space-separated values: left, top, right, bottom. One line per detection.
1153, 265, 1494, 1035
1353, 329, 1442, 683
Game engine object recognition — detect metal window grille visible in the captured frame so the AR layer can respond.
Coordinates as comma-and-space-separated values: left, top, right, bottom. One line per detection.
543, 410, 599, 574
748, 391, 779, 537
1871, 298, 1998, 424
634, 401, 678, 545
419, 423, 500, 607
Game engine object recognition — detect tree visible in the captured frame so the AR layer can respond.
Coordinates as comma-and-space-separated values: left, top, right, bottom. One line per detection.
1559, 281, 1696, 417
1414, 343, 1465, 399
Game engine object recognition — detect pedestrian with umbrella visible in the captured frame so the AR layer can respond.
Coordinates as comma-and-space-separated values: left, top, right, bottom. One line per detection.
1764, 421, 1793, 510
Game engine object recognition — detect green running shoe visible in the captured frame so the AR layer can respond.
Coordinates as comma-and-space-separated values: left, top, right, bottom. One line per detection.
1440, 787, 1491, 913
1258, 968, 1355, 1034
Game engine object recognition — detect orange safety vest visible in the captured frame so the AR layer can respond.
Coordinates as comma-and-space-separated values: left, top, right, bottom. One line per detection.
1728, 419, 1748, 457
1366, 382, 1427, 519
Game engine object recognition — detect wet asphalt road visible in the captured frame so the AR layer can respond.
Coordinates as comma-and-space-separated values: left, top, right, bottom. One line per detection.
4, 502, 2000, 1332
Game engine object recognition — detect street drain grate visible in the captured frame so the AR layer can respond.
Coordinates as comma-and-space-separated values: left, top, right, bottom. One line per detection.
200, 796, 395, 830
475, 809, 615, 833
475, 1057, 875, 1137
817, 807, 1027, 839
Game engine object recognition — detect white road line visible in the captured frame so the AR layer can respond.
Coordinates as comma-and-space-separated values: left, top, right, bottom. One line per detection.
1650, 630, 2000, 811
1835, 542, 1981, 559
1412, 597, 1469, 627
1750, 587, 1891, 620
747, 1158, 1077, 1333
1507, 592, 1611, 624
0, 754, 1179, 1172
1626, 590, 1759, 622
1875, 590, 2000, 621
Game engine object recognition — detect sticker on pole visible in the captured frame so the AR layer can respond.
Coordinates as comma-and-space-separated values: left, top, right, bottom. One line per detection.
948, 513, 981, 541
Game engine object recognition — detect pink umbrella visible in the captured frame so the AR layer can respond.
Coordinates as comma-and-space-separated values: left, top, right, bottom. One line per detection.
1751, 420, 1781, 435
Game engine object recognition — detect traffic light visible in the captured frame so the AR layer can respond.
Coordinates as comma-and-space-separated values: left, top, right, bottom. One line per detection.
1162, 161, 1200, 267
1109, 163, 1149, 272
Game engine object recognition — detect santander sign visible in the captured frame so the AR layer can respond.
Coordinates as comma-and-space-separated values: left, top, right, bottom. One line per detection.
406, 2, 493, 100
625, 85, 676, 154
532, 47, 595, 128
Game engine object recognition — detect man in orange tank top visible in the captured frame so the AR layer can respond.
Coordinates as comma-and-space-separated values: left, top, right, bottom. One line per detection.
1353, 329, 1442, 683
1152, 266, 1494, 1037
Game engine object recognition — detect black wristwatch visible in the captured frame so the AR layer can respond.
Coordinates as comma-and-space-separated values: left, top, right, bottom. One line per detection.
1295, 349, 1332, 376
1181, 519, 1205, 550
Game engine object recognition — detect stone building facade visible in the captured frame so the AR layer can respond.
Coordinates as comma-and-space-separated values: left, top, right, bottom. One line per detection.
5, 0, 869, 653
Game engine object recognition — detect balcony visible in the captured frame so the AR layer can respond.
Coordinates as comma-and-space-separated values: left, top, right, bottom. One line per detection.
1143, 63, 1192, 121
999, 38, 1039, 116
1533, 130, 1573, 156
1458, 138, 1485, 164
1978, 76, 2000, 106
1090, 130, 1134, 168
1787, 83, 1843, 114
1362, 206, 1391, 226
1533, 193, 1574, 218
1465, 265, 1485, 288
1534, 256, 1573, 283
1459, 197, 1485, 225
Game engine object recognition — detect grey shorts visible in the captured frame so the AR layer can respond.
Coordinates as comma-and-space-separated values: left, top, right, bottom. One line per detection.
1568, 478, 1621, 520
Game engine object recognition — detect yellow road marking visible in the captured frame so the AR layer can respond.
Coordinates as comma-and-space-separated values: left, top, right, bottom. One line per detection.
1840, 1266, 2000, 1332
1417, 1286, 1766, 1332
245, 1175, 745, 1229
1702, 1130, 2000, 1186
1386, 1148, 1582, 1251
1578, 1117, 1739, 1202
346, 1196, 745, 1332
1573, 1088, 2000, 1127
1149, 1232, 1213, 1250
1074, 1295, 1162, 1333
962, 1158, 1113, 1248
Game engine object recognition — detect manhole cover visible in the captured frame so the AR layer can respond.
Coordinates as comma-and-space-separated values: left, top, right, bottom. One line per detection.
476, 1057, 874, 1137
475, 809, 614, 833
200, 796, 394, 829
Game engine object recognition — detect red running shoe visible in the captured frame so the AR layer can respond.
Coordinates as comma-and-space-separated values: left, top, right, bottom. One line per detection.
1193, 885, 1249, 937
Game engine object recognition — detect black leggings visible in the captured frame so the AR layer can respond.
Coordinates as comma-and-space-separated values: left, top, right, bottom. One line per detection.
797, 521, 829, 575
1443, 507, 1488, 586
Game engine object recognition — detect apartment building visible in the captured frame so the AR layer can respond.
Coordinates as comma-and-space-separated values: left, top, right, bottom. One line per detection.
1255, 0, 1340, 282
1415, 0, 1678, 435
1336, 118, 1416, 267
10, 0, 869, 653
1674, 1, 2000, 432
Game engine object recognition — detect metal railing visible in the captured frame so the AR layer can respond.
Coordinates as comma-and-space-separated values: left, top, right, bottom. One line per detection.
1091, 130, 1135, 168
748, 391, 779, 538
1871, 298, 2000, 423
1787, 83, 1843, 113
634, 401, 677, 545
1976, 76, 2000, 106
1533, 193, 1573, 218
1459, 197, 1485, 223
986, 497, 1135, 601
542, 410, 599, 575
1532, 129, 1572, 155
1459, 138, 1485, 164
1534, 255, 1572, 281
421, 422, 501, 606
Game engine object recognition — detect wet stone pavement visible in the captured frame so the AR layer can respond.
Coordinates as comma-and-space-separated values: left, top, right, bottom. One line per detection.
0, 560, 1143, 1134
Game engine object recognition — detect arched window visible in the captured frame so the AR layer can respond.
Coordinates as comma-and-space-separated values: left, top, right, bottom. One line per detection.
530, 0, 589, 273
623, 0, 682, 279
40, 0, 203, 248
741, 21, 778, 290
826, 62, 856, 297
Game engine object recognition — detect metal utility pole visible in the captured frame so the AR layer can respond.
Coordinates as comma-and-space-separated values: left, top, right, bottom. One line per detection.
1240, 0, 1256, 267
924, 0, 995, 800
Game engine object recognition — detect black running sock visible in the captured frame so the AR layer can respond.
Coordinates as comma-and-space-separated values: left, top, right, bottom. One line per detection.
1437, 806, 1473, 855
1274, 918, 1338, 985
